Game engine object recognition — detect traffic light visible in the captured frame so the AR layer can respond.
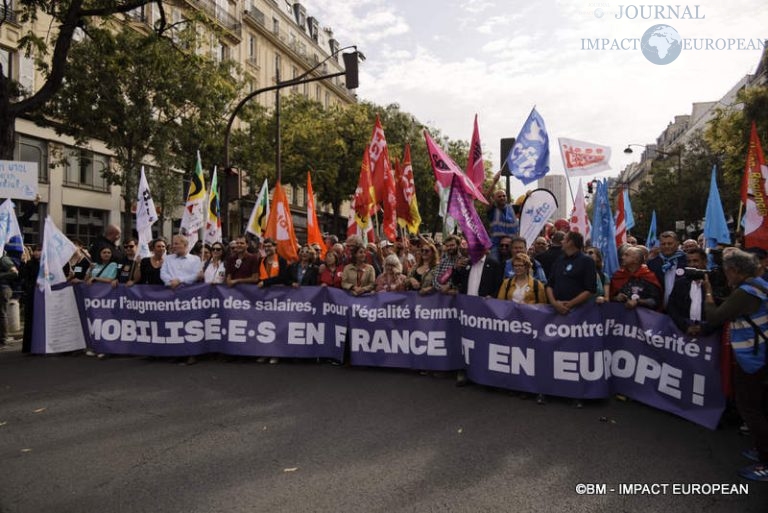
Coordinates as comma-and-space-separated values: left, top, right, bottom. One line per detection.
342, 51, 359, 89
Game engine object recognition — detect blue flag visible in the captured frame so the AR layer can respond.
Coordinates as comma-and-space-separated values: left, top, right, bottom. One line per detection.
703, 165, 730, 249
591, 179, 620, 278
506, 107, 550, 185
647, 210, 659, 249
623, 188, 635, 231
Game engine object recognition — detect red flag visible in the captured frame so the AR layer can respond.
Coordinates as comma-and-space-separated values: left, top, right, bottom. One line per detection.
368, 115, 389, 203
306, 171, 326, 259
615, 185, 627, 248
742, 122, 768, 249
264, 182, 299, 262
396, 144, 422, 234
394, 157, 409, 222
466, 114, 485, 189
353, 150, 375, 229
347, 209, 375, 243
424, 130, 488, 204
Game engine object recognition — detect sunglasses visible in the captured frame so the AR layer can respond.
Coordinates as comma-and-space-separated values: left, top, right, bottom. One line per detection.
212, 247, 223, 251
586, 251, 596, 255
124, 244, 135, 248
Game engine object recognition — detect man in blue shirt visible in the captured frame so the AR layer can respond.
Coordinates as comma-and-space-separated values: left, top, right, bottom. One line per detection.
545, 231, 596, 315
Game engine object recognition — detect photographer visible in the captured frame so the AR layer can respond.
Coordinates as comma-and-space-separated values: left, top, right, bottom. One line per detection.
703, 249, 768, 481
667, 248, 716, 336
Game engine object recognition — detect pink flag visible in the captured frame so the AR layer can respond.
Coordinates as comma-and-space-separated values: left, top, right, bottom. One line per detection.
424, 130, 488, 204
466, 114, 484, 189
447, 175, 491, 264
569, 180, 589, 237
558, 137, 611, 177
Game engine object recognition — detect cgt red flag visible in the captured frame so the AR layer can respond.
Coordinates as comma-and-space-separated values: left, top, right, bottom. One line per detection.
396, 144, 422, 234
353, 149, 375, 229
367, 116, 397, 241
742, 122, 768, 250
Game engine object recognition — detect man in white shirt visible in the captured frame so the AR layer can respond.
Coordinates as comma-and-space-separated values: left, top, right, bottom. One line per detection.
160, 235, 201, 289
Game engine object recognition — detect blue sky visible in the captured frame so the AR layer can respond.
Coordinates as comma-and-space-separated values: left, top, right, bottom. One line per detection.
303, 0, 768, 198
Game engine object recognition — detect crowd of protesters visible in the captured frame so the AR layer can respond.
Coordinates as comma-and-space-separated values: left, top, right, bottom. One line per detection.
5, 208, 768, 481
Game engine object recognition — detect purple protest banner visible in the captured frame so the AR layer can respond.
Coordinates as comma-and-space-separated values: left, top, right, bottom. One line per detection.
457, 296, 725, 429
32, 285, 725, 429
346, 291, 464, 370
69, 283, 346, 360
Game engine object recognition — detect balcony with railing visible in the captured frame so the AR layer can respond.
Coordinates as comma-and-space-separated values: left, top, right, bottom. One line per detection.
243, 7, 265, 28
188, 0, 241, 35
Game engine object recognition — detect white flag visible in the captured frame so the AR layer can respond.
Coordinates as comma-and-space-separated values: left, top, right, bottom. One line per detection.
136, 166, 158, 258
37, 216, 77, 291
0, 199, 22, 255
558, 137, 611, 177
569, 180, 589, 237
180, 151, 206, 247
519, 189, 558, 248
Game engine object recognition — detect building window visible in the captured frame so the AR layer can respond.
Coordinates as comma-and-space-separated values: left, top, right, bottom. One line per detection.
272, 17, 279, 34
14, 135, 48, 183
294, 186, 305, 207
64, 206, 109, 247
15, 200, 45, 245
64, 148, 109, 191
0, 47, 13, 79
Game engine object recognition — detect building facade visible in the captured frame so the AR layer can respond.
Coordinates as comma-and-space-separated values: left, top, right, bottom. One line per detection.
0, 0, 356, 246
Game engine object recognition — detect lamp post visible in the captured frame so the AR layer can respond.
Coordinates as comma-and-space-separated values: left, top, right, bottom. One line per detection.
623, 143, 683, 233
623, 144, 682, 181
220, 45, 363, 238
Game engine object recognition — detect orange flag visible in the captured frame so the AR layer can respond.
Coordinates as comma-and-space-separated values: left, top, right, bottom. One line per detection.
306, 171, 326, 259
264, 181, 299, 262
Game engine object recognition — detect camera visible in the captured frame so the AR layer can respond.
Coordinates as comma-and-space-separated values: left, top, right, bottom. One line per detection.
683, 267, 709, 280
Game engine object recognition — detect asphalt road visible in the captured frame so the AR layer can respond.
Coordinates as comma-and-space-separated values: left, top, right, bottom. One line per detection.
0, 345, 766, 513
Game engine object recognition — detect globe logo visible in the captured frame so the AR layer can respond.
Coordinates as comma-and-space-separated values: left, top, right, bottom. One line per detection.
641, 24, 682, 65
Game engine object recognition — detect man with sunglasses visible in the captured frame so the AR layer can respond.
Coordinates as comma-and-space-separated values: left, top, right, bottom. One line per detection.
225, 235, 260, 287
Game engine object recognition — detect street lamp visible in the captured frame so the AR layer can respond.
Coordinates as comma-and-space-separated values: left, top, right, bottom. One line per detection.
220, 45, 363, 238
623, 144, 682, 180
624, 143, 684, 232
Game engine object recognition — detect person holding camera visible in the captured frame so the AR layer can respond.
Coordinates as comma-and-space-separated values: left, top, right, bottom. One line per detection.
667, 247, 716, 336
703, 248, 768, 481
610, 245, 662, 310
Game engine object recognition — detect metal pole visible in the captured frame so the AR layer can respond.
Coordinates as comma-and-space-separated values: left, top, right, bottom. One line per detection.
275, 55, 281, 184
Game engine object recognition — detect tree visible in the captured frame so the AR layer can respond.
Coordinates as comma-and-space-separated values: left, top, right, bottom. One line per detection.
0, 1, 166, 160
42, 25, 241, 235
705, 84, 768, 230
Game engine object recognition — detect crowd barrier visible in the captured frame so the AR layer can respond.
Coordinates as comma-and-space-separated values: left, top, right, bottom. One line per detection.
31, 283, 726, 429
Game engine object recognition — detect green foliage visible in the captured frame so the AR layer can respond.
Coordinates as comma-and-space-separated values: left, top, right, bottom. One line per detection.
43, 25, 240, 231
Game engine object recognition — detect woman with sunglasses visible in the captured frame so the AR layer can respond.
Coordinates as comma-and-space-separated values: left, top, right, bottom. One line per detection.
406, 241, 438, 294
203, 243, 227, 284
